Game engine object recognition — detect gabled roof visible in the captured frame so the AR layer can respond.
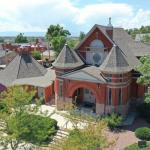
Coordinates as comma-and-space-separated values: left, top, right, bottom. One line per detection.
61, 66, 106, 83
113, 28, 150, 57
52, 44, 84, 69
75, 24, 150, 58
75, 24, 113, 50
0, 53, 48, 86
99, 45, 133, 74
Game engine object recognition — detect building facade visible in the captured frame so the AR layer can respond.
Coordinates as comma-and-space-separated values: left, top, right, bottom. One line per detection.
0, 22, 150, 116
52, 23, 150, 116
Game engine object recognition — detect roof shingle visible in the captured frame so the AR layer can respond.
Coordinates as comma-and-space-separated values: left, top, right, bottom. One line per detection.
52, 44, 84, 69
99, 45, 133, 74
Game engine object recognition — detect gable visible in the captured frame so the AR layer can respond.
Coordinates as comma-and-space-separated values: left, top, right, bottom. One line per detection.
76, 25, 113, 52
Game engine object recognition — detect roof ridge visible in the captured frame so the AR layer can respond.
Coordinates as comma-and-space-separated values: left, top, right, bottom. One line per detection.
31, 56, 46, 76
99, 45, 132, 74
15, 55, 22, 79
53, 44, 84, 69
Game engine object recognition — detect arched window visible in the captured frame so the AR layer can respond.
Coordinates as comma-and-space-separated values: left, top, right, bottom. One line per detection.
90, 39, 104, 49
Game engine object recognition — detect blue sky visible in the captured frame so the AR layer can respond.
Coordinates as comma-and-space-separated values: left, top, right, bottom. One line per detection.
0, 0, 149, 36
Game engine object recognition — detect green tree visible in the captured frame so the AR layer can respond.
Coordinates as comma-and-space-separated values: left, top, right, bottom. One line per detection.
52, 121, 112, 150
137, 56, 150, 85
46, 24, 70, 41
142, 35, 150, 43
46, 24, 71, 56
67, 38, 79, 49
137, 56, 150, 103
126, 25, 150, 39
0, 38, 4, 43
32, 51, 41, 60
79, 31, 85, 41
0, 86, 58, 149
51, 36, 66, 56
15, 33, 28, 43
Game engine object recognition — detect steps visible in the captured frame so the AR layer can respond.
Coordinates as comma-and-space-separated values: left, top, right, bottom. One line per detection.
48, 129, 69, 150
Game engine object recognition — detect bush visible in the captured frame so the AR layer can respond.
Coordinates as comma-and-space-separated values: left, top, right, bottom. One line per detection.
137, 103, 150, 123
32, 51, 41, 60
0, 102, 9, 113
7, 113, 58, 144
55, 121, 110, 150
124, 142, 150, 150
135, 127, 150, 141
102, 113, 123, 130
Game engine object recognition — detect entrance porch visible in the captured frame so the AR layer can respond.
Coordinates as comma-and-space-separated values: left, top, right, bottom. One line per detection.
72, 88, 96, 114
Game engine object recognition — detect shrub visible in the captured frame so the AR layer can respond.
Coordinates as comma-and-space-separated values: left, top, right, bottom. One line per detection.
54, 121, 111, 150
137, 103, 150, 123
124, 142, 150, 150
102, 113, 123, 130
7, 113, 58, 144
135, 127, 150, 141
0, 102, 9, 113
32, 51, 41, 60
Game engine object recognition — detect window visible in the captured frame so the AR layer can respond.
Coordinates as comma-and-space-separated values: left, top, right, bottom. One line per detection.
59, 80, 63, 96
119, 74, 123, 82
107, 74, 112, 82
107, 88, 112, 105
118, 88, 122, 105
90, 39, 104, 49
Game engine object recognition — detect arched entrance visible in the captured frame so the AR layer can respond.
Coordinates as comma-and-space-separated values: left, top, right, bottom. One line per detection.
72, 88, 96, 113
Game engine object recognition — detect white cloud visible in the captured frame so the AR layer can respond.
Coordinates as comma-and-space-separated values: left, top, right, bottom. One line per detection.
0, 0, 149, 34
74, 3, 133, 25
117, 9, 150, 29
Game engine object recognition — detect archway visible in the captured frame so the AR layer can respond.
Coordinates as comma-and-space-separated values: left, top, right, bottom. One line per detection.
72, 88, 96, 113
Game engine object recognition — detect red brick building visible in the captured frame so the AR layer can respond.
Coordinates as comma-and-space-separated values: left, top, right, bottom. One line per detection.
1, 22, 150, 116
52, 22, 150, 116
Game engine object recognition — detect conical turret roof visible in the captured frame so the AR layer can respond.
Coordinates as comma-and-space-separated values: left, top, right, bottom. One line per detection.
52, 44, 84, 69
99, 45, 132, 74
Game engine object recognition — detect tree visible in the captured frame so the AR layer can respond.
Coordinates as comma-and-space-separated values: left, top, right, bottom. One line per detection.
136, 56, 150, 85
142, 35, 150, 43
0, 86, 58, 149
52, 121, 113, 150
15, 33, 28, 43
46, 24, 70, 41
32, 51, 41, 60
46, 24, 71, 56
51, 36, 66, 56
79, 31, 85, 41
0, 38, 4, 43
126, 25, 150, 39
137, 56, 150, 103
67, 38, 79, 49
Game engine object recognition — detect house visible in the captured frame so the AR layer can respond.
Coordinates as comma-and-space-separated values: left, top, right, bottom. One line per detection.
1, 20, 150, 116
53, 20, 150, 116
135, 33, 150, 42
0, 49, 55, 103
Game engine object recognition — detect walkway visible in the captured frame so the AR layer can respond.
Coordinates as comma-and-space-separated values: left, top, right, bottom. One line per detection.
38, 105, 87, 130
109, 118, 150, 150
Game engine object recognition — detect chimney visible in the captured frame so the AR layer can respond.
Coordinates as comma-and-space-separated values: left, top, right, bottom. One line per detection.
106, 17, 113, 39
